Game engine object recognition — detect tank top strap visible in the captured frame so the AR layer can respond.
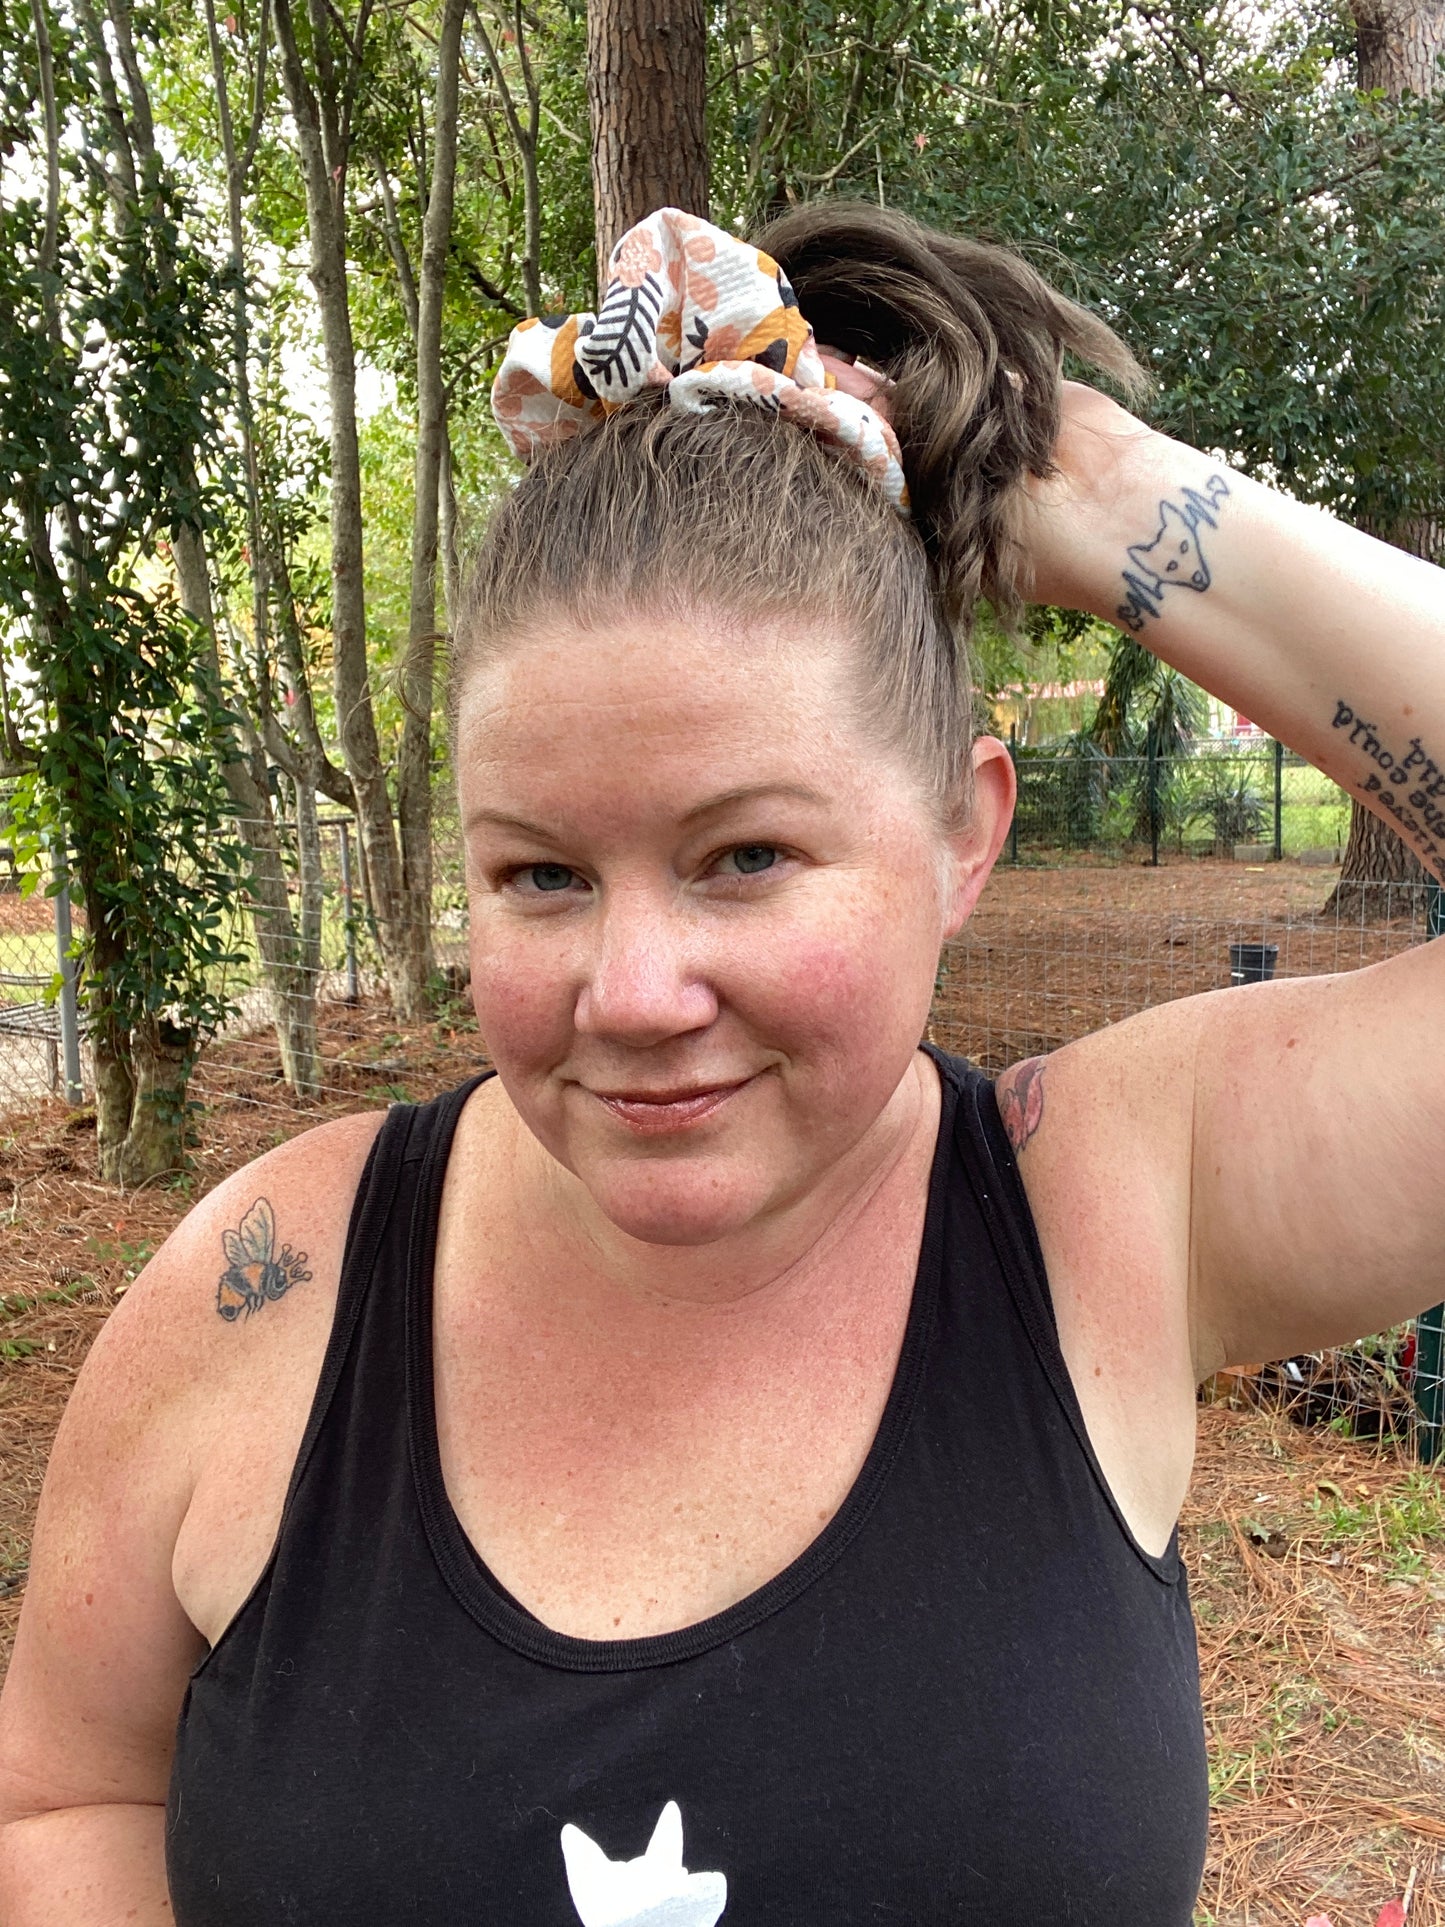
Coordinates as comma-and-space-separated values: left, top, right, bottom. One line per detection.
273, 1079, 487, 1547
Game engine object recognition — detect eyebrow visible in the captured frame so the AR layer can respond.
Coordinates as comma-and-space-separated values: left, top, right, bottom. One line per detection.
464, 783, 829, 841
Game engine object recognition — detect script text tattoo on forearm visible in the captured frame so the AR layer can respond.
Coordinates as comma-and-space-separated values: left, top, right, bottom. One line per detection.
1331, 701, 1445, 866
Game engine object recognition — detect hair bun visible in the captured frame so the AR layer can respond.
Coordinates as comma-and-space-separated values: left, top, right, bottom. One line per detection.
756, 201, 1148, 625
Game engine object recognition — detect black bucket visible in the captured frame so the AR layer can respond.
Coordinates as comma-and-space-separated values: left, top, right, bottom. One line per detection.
1229, 941, 1278, 986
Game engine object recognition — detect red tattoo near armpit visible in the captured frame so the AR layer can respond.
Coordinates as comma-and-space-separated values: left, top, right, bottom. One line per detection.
996, 1056, 1046, 1155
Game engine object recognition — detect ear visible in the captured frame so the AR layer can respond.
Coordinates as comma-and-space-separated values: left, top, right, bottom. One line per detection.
560, 1822, 615, 1915
646, 1801, 685, 1868
941, 736, 1015, 940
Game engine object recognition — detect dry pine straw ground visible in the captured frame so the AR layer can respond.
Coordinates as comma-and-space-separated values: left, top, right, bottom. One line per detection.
1, 865, 1443, 1926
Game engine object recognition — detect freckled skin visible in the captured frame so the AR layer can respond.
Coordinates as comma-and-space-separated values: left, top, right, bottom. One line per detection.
454, 608, 1015, 1252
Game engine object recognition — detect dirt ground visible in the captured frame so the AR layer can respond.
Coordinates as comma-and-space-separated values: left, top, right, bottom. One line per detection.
1, 856, 1441, 1926
930, 857, 1425, 1071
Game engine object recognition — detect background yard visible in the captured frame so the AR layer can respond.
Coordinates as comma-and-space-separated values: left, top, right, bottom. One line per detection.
2, 852, 1442, 1926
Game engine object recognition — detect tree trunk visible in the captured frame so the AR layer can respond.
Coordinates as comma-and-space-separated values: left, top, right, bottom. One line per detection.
397, 0, 466, 1017
282, 774, 323, 1096
1354, 0, 1445, 93
438, 417, 461, 634
87, 939, 194, 1187
1325, 0, 1445, 921
272, 0, 415, 1013
587, 0, 708, 277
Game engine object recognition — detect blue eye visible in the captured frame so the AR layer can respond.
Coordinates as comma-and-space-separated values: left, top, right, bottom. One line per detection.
527, 864, 576, 892
730, 845, 777, 875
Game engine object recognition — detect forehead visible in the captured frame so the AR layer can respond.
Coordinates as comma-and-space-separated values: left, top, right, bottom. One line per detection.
454, 609, 877, 810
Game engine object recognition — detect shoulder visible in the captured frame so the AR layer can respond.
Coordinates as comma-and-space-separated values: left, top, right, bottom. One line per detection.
42, 1107, 389, 1541
0, 1110, 390, 1812
90, 1107, 387, 1396
992, 994, 1206, 1177
987, 1001, 1207, 1372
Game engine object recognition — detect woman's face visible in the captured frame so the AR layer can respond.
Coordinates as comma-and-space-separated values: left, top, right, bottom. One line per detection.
455, 608, 1013, 1248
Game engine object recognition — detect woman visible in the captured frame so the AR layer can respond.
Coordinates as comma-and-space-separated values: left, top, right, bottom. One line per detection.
1, 202, 1442, 1925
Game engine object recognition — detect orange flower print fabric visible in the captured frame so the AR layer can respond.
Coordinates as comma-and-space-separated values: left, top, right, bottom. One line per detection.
491, 208, 909, 515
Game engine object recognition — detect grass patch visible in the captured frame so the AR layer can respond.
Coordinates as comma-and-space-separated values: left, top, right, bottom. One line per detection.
1310, 1469, 1445, 1576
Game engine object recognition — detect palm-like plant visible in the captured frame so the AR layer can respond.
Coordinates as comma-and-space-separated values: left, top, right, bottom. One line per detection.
1091, 636, 1207, 760
1090, 637, 1209, 854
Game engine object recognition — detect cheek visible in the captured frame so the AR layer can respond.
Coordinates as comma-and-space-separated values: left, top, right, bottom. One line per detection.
723, 870, 940, 1056
467, 915, 575, 1066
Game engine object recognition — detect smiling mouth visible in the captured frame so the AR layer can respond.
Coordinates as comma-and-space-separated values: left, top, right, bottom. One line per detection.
589, 1077, 753, 1135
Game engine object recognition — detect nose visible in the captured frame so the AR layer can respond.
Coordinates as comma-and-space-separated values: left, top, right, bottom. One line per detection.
573, 889, 718, 1046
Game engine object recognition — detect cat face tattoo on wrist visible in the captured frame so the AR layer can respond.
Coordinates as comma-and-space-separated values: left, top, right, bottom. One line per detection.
1116, 474, 1231, 633
215, 1197, 312, 1321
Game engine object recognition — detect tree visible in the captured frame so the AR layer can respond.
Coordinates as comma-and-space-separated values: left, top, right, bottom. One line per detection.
269, 0, 429, 1013
587, 0, 708, 273
1327, 0, 1445, 918
394, 0, 466, 1005
1, 0, 245, 1183
193, 0, 348, 1096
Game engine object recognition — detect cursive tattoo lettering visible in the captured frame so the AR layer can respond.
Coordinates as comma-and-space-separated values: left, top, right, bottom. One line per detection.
215, 1197, 312, 1321
1329, 700, 1445, 869
995, 1056, 1047, 1156
1116, 475, 1231, 633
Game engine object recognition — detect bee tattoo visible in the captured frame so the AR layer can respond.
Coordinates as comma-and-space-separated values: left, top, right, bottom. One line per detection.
215, 1197, 312, 1322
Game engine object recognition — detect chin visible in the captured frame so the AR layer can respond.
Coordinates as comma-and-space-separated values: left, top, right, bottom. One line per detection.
579, 1156, 781, 1248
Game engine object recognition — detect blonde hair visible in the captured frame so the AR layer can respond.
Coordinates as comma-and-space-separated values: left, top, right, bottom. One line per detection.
454, 202, 1146, 812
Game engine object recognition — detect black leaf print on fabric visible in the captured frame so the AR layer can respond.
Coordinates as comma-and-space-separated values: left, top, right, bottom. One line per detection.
579, 272, 664, 390
754, 338, 789, 373
778, 272, 800, 309
681, 314, 710, 371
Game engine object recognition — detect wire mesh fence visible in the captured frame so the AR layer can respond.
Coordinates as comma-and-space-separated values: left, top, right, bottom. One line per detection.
929, 859, 1445, 1464
2, 790, 1440, 1464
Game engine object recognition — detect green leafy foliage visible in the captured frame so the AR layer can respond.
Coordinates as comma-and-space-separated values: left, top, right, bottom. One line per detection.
0, 0, 246, 1122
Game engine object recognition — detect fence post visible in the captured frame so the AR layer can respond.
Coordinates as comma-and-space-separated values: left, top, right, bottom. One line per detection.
1273, 738, 1284, 861
1008, 724, 1019, 866
1146, 723, 1160, 867
1416, 1304, 1445, 1465
1418, 885, 1445, 1461
337, 820, 360, 1004
50, 845, 83, 1106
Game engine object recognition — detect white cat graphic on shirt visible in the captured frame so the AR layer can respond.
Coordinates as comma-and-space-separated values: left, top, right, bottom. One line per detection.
560, 1800, 727, 1927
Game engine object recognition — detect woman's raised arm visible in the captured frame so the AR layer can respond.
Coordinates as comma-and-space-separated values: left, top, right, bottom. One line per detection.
1024, 384, 1445, 880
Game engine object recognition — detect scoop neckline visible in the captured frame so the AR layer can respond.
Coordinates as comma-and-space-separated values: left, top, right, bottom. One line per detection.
405, 1055, 954, 1673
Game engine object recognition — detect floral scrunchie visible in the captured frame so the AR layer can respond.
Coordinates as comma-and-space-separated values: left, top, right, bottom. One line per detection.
491, 207, 909, 516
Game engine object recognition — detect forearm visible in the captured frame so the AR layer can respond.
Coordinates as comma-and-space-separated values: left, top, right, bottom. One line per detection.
0, 1802, 173, 1923
1054, 415, 1445, 876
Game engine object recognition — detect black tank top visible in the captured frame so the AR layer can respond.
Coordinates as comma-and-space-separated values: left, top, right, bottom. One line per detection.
166, 1049, 1208, 1924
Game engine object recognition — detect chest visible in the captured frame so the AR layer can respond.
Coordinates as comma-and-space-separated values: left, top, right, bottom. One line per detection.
170, 1481, 1209, 1927
430, 1250, 917, 1641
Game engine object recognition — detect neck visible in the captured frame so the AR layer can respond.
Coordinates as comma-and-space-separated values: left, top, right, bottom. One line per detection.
502, 1051, 940, 1321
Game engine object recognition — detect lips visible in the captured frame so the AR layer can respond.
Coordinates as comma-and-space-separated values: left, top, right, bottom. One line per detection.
589, 1077, 752, 1135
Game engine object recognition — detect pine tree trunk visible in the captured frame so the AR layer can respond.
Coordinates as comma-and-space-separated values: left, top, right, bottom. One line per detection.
1353, 0, 1445, 94
397, 0, 465, 1020
587, 0, 709, 277
272, 0, 414, 1012
1325, 0, 1445, 921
